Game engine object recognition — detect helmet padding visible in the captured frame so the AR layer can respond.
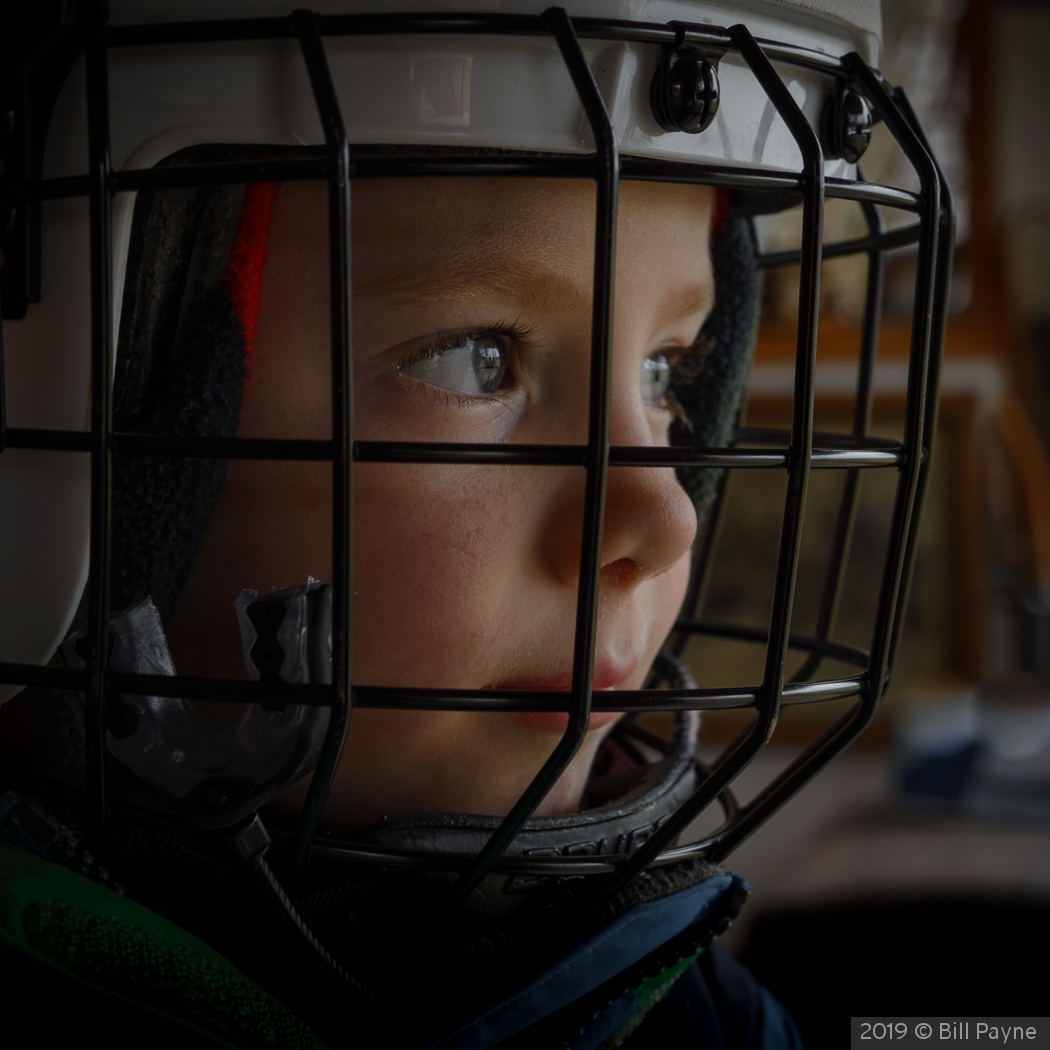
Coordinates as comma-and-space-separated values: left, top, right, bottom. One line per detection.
111, 149, 264, 622
670, 212, 762, 525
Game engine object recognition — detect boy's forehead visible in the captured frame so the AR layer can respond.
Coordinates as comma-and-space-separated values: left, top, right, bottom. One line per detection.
344, 177, 715, 305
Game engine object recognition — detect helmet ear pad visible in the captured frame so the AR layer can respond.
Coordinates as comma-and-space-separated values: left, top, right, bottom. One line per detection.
112, 285, 246, 623
111, 154, 255, 623
669, 212, 762, 528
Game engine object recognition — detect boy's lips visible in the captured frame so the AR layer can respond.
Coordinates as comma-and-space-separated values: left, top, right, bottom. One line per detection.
492, 661, 636, 732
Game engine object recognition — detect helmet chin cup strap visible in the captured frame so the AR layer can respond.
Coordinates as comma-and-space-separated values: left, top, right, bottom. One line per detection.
62, 587, 331, 830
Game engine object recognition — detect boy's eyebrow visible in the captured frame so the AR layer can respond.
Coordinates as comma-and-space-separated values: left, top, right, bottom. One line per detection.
665, 283, 715, 326
355, 258, 714, 327
354, 256, 589, 313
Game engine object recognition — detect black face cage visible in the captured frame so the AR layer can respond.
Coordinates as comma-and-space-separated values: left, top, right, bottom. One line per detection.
0, 7, 953, 905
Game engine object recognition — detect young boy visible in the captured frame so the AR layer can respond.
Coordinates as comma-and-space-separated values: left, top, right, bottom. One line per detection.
168, 176, 705, 823
0, 168, 785, 1047
0, 0, 928, 1046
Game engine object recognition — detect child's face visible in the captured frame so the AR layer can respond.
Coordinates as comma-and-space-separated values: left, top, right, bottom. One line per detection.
167, 176, 714, 824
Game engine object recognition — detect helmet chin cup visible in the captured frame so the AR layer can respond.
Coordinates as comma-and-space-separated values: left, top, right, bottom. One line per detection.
62, 592, 330, 830
236, 578, 333, 687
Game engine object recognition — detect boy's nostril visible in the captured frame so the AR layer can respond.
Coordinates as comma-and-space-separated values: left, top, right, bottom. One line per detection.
601, 557, 641, 588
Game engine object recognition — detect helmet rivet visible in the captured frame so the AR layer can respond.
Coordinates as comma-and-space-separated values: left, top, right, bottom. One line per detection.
650, 48, 720, 135
822, 86, 874, 164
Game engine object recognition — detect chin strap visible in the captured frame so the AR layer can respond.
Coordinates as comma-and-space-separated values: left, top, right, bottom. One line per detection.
230, 815, 368, 995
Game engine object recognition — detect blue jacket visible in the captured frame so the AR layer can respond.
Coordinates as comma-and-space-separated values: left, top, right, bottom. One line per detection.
431, 870, 801, 1050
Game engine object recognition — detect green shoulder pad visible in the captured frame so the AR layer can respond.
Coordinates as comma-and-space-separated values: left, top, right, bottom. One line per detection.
0, 838, 327, 1050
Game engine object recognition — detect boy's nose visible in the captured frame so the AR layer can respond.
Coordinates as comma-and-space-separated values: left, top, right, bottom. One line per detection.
540, 387, 698, 589
599, 391, 698, 587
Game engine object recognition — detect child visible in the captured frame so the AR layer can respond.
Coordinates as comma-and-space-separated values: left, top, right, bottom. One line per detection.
166, 176, 706, 823
0, 165, 786, 1050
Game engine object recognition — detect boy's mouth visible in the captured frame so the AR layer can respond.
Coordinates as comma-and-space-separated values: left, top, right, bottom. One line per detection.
492, 661, 635, 732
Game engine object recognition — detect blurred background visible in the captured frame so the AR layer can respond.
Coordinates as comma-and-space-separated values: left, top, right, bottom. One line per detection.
669, 1, 1050, 1043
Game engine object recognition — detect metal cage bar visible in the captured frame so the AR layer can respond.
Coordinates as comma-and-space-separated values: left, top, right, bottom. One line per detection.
84, 11, 114, 839
600, 22, 827, 895
0, 430, 907, 467
670, 468, 731, 660
845, 60, 942, 719
286, 9, 355, 880
791, 192, 884, 684
757, 221, 919, 268
0, 659, 866, 709
449, 7, 618, 902
0, 158, 923, 218
702, 72, 947, 864
882, 87, 956, 677
100, 10, 846, 81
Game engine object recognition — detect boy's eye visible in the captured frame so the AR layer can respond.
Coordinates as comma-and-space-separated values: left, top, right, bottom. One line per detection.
403, 334, 508, 396
641, 352, 673, 408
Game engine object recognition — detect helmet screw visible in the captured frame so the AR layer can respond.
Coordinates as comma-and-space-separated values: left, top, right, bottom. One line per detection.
650, 48, 720, 135
822, 86, 874, 164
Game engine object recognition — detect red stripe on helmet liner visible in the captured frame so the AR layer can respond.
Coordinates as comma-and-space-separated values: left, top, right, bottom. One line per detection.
711, 187, 732, 240
223, 181, 277, 374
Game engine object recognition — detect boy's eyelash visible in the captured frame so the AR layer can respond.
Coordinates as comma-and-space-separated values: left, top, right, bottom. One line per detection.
394, 319, 536, 375
665, 333, 715, 381
662, 333, 715, 425
391, 322, 710, 413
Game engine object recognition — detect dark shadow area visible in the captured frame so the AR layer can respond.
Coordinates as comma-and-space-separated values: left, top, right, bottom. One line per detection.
740, 898, 1050, 1050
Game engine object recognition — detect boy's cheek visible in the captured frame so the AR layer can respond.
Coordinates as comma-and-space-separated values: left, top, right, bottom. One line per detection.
350, 464, 539, 687
350, 461, 693, 691
352, 374, 524, 444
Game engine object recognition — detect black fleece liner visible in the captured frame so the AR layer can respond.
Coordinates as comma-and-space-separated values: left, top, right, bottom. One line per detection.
112, 289, 245, 622
670, 213, 762, 525
111, 148, 254, 622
